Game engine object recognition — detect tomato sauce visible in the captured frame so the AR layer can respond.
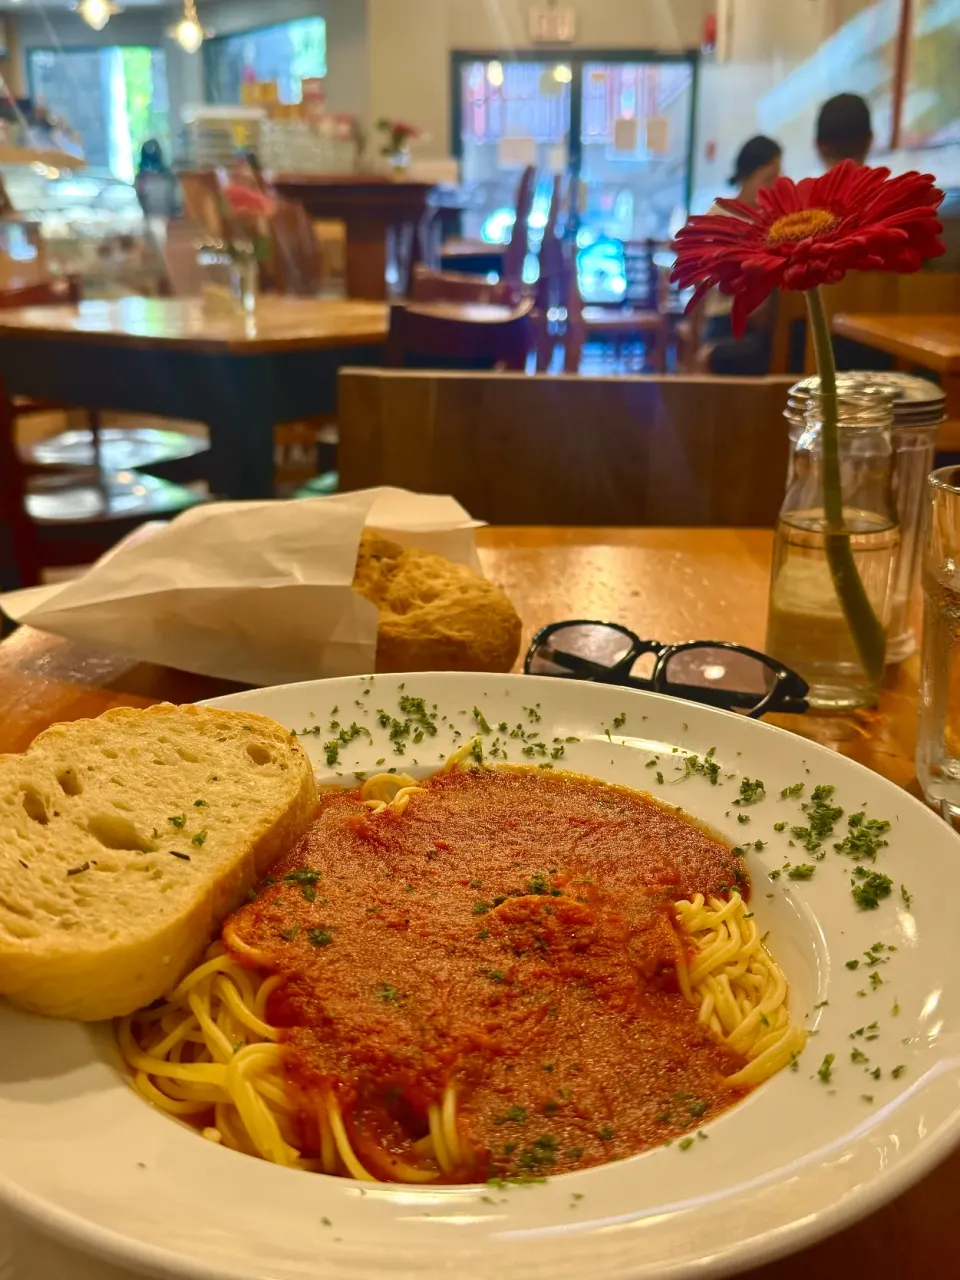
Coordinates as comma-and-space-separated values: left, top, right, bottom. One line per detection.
226, 767, 751, 1181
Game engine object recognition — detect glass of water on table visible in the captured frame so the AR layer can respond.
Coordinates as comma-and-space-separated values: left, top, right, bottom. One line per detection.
918, 466, 960, 817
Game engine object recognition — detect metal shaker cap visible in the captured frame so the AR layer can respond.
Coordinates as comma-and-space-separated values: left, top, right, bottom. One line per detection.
786, 372, 946, 429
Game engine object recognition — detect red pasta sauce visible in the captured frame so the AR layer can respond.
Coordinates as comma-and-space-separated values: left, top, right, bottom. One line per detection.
225, 767, 752, 1181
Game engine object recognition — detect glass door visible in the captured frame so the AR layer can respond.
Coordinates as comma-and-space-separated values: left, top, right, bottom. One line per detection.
456, 58, 572, 249
453, 51, 697, 257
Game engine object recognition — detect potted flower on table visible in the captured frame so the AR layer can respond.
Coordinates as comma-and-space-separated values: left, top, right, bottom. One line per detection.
377, 118, 422, 174
672, 161, 944, 708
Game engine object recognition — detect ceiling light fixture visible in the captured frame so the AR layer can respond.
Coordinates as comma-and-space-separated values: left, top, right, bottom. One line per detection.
74, 0, 123, 31
168, 0, 211, 55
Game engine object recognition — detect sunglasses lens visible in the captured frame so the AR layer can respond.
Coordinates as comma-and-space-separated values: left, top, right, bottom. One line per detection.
528, 624, 634, 677
662, 646, 777, 714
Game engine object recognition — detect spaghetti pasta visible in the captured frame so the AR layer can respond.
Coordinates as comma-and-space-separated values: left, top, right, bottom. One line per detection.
121, 758, 809, 1185
673, 892, 806, 1086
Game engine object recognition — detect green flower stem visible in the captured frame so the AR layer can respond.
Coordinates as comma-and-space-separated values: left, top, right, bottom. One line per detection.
804, 286, 887, 684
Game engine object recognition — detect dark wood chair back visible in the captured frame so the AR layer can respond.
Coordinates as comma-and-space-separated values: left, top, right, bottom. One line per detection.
409, 265, 518, 305
0, 277, 81, 310
271, 198, 324, 297
178, 170, 227, 239
503, 165, 537, 283
386, 299, 535, 371
338, 368, 797, 526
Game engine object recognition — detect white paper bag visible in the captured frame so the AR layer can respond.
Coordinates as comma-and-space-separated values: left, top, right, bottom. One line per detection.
0, 488, 484, 687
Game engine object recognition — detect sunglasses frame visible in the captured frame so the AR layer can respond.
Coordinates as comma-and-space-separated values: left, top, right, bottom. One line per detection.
525, 620, 810, 718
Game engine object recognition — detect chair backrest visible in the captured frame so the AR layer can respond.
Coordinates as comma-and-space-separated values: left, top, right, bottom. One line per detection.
178, 170, 227, 239
0, 277, 81, 309
386, 299, 535, 371
409, 264, 518, 305
270, 198, 324, 297
503, 165, 537, 283
338, 369, 797, 525
769, 270, 960, 374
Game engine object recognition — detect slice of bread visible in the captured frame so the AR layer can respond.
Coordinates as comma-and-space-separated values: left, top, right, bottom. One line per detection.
354, 531, 522, 673
0, 704, 317, 1021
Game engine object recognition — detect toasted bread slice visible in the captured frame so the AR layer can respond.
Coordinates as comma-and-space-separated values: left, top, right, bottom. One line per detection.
0, 704, 317, 1021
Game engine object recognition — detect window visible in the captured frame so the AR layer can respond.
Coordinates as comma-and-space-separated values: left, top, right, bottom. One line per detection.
28, 47, 170, 183
204, 17, 327, 107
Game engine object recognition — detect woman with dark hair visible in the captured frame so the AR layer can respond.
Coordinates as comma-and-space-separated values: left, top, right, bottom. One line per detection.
695, 135, 782, 375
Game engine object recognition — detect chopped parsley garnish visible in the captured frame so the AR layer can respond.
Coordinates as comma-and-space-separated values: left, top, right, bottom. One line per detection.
191, 829, 208, 848
168, 814, 187, 830
689, 1099, 708, 1117
597, 1124, 614, 1141
780, 783, 805, 799
869, 971, 884, 989
773, 821, 787, 832
789, 784, 843, 854
678, 1137, 695, 1151
901, 884, 914, 909
495, 1105, 527, 1125
306, 927, 334, 948
737, 813, 751, 825
377, 983, 400, 1003
787, 863, 816, 880
473, 900, 492, 915
656, 771, 664, 785
473, 707, 491, 734
851, 868, 894, 910
194, 799, 208, 808
279, 926, 300, 942
846, 958, 860, 969
891, 1064, 906, 1079
834, 812, 890, 862
817, 1053, 836, 1083
733, 778, 765, 806
517, 1135, 557, 1171
612, 712, 627, 730
851, 1048, 869, 1063
486, 969, 506, 983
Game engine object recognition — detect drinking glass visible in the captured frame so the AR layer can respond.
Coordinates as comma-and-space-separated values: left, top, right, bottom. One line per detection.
917, 466, 960, 812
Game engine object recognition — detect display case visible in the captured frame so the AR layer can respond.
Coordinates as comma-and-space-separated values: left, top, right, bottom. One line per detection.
0, 161, 165, 298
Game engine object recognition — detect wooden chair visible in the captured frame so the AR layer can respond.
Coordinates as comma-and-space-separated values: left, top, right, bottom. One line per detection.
338, 368, 797, 526
769, 271, 960, 375
564, 240, 670, 374
386, 299, 536, 372
408, 264, 518, 305
0, 280, 208, 590
440, 166, 536, 285
178, 170, 227, 239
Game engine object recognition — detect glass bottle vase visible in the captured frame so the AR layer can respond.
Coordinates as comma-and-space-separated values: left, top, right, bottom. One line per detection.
765, 388, 900, 711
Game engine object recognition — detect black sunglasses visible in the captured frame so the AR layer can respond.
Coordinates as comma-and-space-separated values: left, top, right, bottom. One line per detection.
525, 621, 809, 718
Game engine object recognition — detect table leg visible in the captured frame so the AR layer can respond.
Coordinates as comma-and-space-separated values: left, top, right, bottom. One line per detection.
205, 411, 277, 500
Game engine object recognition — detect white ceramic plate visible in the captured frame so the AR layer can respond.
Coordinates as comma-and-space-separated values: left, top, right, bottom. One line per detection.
2, 672, 959, 1280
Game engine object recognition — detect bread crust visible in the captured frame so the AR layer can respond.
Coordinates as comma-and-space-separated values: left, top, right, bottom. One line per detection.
354, 532, 522, 673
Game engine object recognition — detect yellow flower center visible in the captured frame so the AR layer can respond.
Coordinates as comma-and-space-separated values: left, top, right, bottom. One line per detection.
766, 208, 837, 244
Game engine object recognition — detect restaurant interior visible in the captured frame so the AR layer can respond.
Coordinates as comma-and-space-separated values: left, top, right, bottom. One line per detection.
0, 1, 960, 1277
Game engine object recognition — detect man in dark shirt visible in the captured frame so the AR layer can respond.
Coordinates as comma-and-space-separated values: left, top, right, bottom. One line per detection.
815, 93, 874, 169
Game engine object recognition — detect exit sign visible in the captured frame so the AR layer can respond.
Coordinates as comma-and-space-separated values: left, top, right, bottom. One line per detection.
528, 5, 577, 43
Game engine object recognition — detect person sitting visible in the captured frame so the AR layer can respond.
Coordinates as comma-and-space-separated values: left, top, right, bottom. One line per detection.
696, 135, 783, 376
815, 93, 873, 169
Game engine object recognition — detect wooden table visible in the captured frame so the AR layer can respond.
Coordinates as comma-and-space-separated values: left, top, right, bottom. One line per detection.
273, 175, 434, 301
831, 312, 960, 436
0, 526, 940, 1278
0, 297, 389, 500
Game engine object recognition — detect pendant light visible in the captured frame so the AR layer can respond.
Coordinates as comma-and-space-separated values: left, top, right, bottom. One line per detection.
168, 0, 211, 54
74, 0, 123, 31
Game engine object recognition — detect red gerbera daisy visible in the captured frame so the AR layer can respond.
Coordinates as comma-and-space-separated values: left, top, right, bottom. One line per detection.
671, 160, 945, 337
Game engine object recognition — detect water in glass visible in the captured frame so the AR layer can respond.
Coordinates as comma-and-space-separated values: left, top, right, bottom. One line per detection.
917, 466, 960, 809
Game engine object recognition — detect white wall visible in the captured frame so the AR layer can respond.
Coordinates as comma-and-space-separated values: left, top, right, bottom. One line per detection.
368, 0, 712, 158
